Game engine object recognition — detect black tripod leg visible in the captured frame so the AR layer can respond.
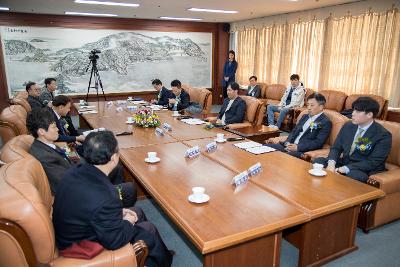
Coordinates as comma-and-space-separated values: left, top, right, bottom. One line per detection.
95, 68, 107, 101
86, 66, 95, 102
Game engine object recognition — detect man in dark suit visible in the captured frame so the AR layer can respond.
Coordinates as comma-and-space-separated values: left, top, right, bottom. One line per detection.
151, 79, 173, 106
27, 108, 136, 206
314, 97, 392, 182
39, 77, 57, 106
216, 82, 246, 127
168, 79, 190, 111
52, 131, 173, 267
246, 76, 261, 98
266, 93, 332, 158
26, 81, 44, 110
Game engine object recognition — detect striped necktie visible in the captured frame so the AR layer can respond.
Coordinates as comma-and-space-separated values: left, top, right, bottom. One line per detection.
350, 128, 365, 155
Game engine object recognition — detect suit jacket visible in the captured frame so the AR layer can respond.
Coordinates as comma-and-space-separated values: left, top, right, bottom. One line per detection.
168, 89, 190, 111
222, 60, 238, 87
52, 163, 139, 250
285, 112, 332, 152
29, 139, 71, 194
27, 95, 44, 110
218, 97, 246, 125
39, 89, 54, 106
247, 85, 261, 98
156, 86, 173, 106
50, 108, 77, 143
328, 121, 392, 175
279, 85, 305, 109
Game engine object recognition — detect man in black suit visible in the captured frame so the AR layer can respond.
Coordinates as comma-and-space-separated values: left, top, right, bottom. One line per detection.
266, 93, 332, 158
52, 131, 173, 267
168, 79, 190, 111
314, 97, 392, 182
216, 82, 246, 127
150, 79, 173, 106
27, 108, 136, 207
246, 76, 261, 98
26, 81, 44, 110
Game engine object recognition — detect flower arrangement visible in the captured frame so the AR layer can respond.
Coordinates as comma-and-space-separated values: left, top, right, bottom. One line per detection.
134, 109, 160, 128
203, 122, 215, 130
354, 137, 372, 152
309, 121, 321, 132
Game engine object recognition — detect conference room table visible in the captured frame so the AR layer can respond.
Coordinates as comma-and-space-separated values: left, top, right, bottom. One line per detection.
76, 101, 384, 267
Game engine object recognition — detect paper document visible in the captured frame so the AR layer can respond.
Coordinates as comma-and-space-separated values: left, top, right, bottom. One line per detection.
234, 141, 263, 149
245, 146, 276, 155
180, 118, 206, 125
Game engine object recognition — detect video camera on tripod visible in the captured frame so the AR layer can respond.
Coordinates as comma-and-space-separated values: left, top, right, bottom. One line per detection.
85, 48, 106, 102
89, 49, 101, 60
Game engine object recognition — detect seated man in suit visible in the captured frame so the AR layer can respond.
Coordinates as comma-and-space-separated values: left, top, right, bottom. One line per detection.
168, 79, 190, 111
40, 77, 57, 106
314, 97, 392, 183
27, 108, 136, 207
216, 82, 246, 127
246, 76, 261, 98
266, 93, 332, 158
50, 95, 85, 144
26, 81, 44, 110
267, 74, 305, 129
52, 131, 173, 267
150, 79, 173, 106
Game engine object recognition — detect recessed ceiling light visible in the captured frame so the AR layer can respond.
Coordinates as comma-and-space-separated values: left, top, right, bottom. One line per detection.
74, 0, 139, 7
0, 7, 10, 11
159, 16, 203, 21
65, 11, 118, 17
188, 8, 238, 14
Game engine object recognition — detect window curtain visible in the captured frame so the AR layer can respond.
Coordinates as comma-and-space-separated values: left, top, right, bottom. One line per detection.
234, 9, 400, 107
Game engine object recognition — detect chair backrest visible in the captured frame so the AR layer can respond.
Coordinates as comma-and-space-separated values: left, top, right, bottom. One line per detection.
0, 135, 34, 163
0, 156, 55, 264
264, 84, 286, 100
14, 91, 29, 100
258, 82, 268, 98
304, 88, 315, 101
0, 105, 28, 136
376, 120, 400, 166
319, 90, 347, 112
239, 95, 263, 124
10, 97, 32, 113
181, 85, 212, 114
344, 94, 388, 120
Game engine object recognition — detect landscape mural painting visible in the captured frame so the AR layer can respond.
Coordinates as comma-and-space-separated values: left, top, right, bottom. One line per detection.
0, 26, 212, 96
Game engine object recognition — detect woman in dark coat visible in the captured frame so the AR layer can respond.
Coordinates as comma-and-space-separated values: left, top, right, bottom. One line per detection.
222, 50, 238, 99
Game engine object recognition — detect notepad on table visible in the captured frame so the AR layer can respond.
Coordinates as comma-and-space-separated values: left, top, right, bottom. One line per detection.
245, 146, 276, 155
234, 141, 263, 149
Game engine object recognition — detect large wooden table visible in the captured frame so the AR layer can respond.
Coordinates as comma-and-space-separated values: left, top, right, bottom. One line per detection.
76, 101, 384, 267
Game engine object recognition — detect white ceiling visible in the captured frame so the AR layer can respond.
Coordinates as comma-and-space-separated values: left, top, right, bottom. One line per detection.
0, 0, 359, 22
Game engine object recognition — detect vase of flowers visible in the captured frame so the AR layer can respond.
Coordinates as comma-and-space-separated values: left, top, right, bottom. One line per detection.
134, 109, 161, 128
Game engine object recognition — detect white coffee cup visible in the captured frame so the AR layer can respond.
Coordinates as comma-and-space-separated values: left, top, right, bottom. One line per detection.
313, 163, 324, 171
147, 152, 157, 160
127, 117, 133, 123
79, 99, 85, 105
216, 133, 224, 141
173, 110, 179, 116
192, 186, 205, 199
128, 96, 133, 101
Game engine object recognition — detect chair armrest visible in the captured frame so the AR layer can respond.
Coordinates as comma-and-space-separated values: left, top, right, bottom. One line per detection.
266, 136, 287, 144
206, 116, 217, 123
226, 122, 252, 129
304, 148, 330, 161
369, 168, 400, 194
51, 241, 147, 267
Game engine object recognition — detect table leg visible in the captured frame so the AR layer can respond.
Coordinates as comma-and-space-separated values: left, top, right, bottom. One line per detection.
284, 206, 359, 267
204, 232, 281, 267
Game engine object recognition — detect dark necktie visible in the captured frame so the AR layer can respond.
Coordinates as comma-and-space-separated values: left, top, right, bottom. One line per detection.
285, 87, 294, 106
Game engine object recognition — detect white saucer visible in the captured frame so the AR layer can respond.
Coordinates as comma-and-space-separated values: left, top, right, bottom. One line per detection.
145, 157, 160, 163
214, 138, 227, 143
126, 121, 135, 124
308, 169, 327, 177
188, 194, 210, 204
172, 113, 180, 117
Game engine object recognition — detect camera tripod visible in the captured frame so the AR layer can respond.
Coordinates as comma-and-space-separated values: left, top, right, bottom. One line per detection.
85, 56, 106, 102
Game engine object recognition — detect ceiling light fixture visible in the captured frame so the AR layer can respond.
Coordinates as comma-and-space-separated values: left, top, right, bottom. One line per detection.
65, 11, 118, 17
74, 0, 139, 7
0, 7, 10, 11
188, 8, 238, 14
159, 16, 203, 21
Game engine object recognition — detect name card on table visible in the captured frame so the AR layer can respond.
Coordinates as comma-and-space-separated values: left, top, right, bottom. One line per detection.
116, 106, 123, 112
248, 162, 262, 176
155, 127, 165, 136
106, 101, 113, 107
231, 171, 250, 187
162, 123, 172, 131
185, 146, 200, 159
205, 141, 217, 152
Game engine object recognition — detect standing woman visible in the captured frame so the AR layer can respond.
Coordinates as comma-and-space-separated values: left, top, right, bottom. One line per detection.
222, 50, 238, 99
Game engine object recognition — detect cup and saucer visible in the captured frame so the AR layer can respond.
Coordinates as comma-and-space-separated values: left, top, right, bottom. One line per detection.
188, 187, 210, 204
126, 117, 135, 124
308, 163, 327, 177
145, 152, 160, 163
172, 111, 180, 117
214, 133, 227, 143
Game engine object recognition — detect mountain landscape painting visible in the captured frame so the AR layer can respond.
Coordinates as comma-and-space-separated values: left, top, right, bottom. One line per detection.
0, 26, 212, 96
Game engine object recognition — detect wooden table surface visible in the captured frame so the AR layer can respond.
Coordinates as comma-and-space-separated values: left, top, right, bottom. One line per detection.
119, 142, 307, 254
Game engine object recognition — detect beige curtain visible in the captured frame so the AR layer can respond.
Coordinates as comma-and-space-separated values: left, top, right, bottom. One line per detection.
235, 9, 400, 107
